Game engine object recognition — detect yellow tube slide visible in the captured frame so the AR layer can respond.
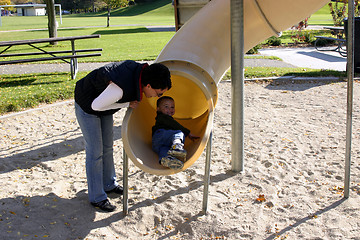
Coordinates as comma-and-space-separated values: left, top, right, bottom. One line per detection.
122, 0, 330, 175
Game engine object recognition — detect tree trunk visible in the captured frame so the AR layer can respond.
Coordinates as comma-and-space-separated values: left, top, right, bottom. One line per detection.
45, 0, 58, 45
107, 6, 111, 27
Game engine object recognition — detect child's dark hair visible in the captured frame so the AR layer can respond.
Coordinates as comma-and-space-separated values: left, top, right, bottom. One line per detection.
142, 63, 172, 90
156, 96, 174, 107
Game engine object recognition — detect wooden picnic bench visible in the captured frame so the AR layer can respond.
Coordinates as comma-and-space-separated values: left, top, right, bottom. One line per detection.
314, 26, 347, 57
0, 35, 102, 79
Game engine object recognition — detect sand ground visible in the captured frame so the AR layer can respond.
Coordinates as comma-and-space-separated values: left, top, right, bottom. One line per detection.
0, 80, 359, 239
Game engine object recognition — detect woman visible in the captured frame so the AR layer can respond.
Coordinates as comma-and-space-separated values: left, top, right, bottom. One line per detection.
74, 60, 171, 212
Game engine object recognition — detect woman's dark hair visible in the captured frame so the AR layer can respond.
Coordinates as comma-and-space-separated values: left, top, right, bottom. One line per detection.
142, 63, 172, 90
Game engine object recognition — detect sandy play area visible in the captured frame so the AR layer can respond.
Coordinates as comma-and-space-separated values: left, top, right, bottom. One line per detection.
0, 80, 359, 239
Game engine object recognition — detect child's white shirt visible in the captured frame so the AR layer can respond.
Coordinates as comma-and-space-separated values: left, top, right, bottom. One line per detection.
91, 82, 130, 111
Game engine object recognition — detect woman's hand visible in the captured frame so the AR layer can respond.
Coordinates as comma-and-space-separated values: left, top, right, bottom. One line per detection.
129, 101, 139, 109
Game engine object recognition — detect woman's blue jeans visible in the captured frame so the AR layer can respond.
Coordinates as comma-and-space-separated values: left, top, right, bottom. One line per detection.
152, 129, 185, 163
75, 103, 118, 203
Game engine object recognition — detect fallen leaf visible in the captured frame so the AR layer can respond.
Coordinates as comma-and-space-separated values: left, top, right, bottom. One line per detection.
256, 194, 266, 203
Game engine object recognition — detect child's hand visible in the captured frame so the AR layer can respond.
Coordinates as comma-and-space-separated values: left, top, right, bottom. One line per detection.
129, 101, 139, 109
188, 133, 200, 141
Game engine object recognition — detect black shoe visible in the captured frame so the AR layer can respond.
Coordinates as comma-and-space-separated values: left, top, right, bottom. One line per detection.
91, 199, 116, 212
105, 185, 123, 195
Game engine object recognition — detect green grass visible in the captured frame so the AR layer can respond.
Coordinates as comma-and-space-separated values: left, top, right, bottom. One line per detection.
0, 0, 174, 31
307, 4, 335, 26
0, 27, 174, 62
222, 67, 346, 80
245, 55, 281, 61
0, 0, 175, 63
269, 30, 330, 45
0, 0, 340, 60
0, 72, 87, 113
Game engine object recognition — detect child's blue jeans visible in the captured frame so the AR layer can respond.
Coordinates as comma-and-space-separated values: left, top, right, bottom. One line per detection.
152, 129, 185, 162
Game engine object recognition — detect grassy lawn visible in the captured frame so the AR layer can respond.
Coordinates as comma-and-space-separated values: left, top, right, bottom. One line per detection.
0, 27, 175, 62
307, 4, 335, 26
0, 72, 87, 113
0, 0, 175, 63
0, 0, 351, 115
0, 0, 174, 31
0, 1, 340, 62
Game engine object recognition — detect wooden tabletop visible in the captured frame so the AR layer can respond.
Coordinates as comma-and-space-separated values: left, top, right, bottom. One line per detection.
323, 26, 344, 31
0, 34, 100, 47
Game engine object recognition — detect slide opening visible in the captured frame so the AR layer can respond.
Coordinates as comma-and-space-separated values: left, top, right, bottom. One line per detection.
122, 65, 217, 175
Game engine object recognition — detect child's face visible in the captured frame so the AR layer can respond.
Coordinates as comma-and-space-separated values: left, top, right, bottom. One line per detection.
157, 99, 175, 116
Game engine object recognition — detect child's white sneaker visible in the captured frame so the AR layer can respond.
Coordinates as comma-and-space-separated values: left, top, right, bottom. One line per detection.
167, 143, 187, 161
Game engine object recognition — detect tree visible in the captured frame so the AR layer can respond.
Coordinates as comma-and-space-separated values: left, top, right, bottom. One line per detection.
58, 0, 105, 13
45, 0, 58, 44
0, 0, 13, 13
11, 0, 43, 3
0, 0, 11, 6
103, 0, 128, 27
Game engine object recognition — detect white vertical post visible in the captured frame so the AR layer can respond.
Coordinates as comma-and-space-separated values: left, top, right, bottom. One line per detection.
58, 4, 62, 24
344, 0, 355, 199
231, 0, 244, 172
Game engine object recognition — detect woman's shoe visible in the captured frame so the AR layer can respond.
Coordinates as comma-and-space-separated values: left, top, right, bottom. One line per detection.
105, 185, 123, 195
91, 199, 116, 212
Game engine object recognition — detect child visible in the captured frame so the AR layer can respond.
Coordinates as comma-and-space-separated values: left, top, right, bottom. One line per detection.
152, 96, 200, 170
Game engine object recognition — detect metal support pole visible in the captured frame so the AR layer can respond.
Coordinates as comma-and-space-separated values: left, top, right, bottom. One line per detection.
231, 0, 245, 172
70, 40, 78, 79
344, 0, 355, 199
202, 131, 212, 214
70, 40, 75, 79
123, 148, 129, 215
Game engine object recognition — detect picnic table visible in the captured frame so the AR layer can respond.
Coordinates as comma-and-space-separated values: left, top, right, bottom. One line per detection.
0, 35, 102, 79
314, 26, 347, 57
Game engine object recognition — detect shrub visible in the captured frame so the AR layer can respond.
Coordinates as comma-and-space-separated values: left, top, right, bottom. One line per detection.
329, 1, 347, 26
329, 0, 360, 26
290, 18, 312, 44
246, 44, 262, 54
312, 38, 336, 47
266, 36, 282, 46
302, 31, 314, 43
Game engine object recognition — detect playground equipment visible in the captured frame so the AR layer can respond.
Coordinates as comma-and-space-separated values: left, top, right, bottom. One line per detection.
121, 0, 330, 214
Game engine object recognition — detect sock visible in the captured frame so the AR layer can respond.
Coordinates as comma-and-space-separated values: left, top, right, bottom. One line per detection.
173, 139, 182, 145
